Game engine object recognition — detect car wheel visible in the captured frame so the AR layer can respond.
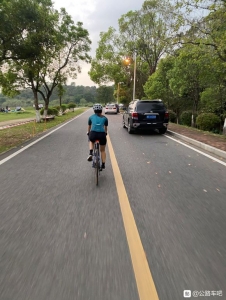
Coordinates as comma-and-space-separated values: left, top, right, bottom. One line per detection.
128, 121, 134, 134
158, 127, 167, 134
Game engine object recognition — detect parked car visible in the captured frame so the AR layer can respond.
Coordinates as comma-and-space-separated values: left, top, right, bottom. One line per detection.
33, 104, 44, 109
122, 99, 169, 134
119, 103, 126, 110
104, 103, 118, 114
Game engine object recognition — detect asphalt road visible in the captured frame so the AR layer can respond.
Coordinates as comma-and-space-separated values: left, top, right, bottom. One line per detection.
0, 110, 225, 300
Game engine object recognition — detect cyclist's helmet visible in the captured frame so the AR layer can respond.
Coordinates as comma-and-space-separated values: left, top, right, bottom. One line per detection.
93, 103, 103, 113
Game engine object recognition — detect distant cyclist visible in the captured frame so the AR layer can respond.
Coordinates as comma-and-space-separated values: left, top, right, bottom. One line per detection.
87, 104, 108, 169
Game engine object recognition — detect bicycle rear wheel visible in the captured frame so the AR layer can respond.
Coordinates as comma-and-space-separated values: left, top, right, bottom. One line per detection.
96, 156, 99, 186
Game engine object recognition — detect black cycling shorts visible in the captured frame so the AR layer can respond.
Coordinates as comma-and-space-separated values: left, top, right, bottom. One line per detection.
89, 131, 107, 145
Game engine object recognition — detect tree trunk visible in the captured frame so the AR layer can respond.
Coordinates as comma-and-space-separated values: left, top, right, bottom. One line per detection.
223, 118, 226, 136
33, 90, 41, 123
35, 110, 41, 123
44, 99, 49, 117
191, 114, 195, 128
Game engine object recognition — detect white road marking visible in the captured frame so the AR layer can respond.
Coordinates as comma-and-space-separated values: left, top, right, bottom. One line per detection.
165, 135, 226, 167
0, 111, 87, 166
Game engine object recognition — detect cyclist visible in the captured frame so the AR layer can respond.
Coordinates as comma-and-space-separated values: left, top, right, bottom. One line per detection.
87, 104, 108, 169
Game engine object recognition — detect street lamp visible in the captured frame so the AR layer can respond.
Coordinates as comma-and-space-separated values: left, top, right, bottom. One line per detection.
117, 82, 124, 104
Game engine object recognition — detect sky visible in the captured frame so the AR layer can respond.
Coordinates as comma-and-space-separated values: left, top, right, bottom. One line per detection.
53, 0, 145, 86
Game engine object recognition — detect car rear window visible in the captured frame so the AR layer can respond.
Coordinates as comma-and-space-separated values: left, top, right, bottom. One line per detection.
107, 104, 116, 108
136, 102, 165, 112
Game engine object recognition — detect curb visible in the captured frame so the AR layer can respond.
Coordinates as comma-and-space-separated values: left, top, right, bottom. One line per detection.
0, 119, 35, 130
167, 130, 226, 159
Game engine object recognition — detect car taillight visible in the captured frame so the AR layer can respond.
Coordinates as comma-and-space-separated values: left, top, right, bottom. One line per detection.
132, 112, 138, 119
165, 112, 169, 118
106, 107, 108, 109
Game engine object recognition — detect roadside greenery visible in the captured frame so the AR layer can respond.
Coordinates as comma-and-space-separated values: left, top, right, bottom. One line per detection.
0, 109, 35, 121
0, 0, 91, 122
0, 85, 115, 108
1, 0, 226, 134
196, 113, 221, 133
89, 0, 226, 133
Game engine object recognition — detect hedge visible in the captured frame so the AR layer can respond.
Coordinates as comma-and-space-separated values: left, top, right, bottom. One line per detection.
196, 113, 221, 132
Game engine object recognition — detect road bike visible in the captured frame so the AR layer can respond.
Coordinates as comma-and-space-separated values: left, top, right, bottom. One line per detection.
92, 139, 101, 186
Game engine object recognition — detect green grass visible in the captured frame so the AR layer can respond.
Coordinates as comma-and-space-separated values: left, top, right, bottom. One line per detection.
0, 108, 88, 154
0, 109, 36, 121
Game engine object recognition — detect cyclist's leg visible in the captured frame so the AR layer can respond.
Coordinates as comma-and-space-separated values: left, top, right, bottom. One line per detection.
89, 140, 94, 152
100, 145, 106, 163
99, 132, 107, 168
87, 132, 95, 161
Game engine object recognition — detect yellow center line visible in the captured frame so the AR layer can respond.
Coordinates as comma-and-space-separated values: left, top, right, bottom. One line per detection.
107, 134, 159, 300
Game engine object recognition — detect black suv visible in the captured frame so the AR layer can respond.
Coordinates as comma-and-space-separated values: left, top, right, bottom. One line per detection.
122, 99, 169, 134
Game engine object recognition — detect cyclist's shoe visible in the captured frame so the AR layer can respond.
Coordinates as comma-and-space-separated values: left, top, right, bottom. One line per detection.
101, 163, 105, 170
87, 154, 92, 161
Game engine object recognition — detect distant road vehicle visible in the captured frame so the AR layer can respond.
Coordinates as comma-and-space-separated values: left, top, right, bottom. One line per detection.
119, 103, 126, 110
104, 103, 118, 114
33, 104, 44, 109
123, 99, 169, 134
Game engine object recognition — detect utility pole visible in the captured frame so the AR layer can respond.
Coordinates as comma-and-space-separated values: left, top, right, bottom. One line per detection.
133, 51, 137, 100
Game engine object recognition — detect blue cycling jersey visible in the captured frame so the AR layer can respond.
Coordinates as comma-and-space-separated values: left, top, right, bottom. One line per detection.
88, 114, 108, 132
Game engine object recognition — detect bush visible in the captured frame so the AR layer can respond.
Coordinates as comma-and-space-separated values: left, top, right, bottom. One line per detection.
196, 113, 221, 131
168, 110, 177, 123
68, 103, 76, 109
53, 105, 61, 111
60, 104, 67, 112
180, 111, 197, 126
40, 107, 59, 116
51, 108, 59, 116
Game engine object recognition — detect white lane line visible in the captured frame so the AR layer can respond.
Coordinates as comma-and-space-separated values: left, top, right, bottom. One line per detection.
0, 111, 88, 166
165, 135, 226, 167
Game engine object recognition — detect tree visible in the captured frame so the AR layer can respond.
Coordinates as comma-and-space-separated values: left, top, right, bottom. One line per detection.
199, 58, 226, 126
0, 5, 91, 121
34, 15, 91, 115
0, 0, 57, 64
175, 0, 226, 62
144, 56, 174, 104
0, 0, 59, 120
89, 0, 175, 99
79, 98, 87, 106
89, 27, 124, 85
96, 86, 114, 105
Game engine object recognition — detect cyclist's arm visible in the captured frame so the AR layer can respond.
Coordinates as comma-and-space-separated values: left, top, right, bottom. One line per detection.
88, 117, 92, 133
87, 125, 91, 134
104, 117, 108, 135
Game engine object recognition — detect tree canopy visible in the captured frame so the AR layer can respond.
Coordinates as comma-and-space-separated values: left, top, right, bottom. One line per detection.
0, 0, 91, 120
89, 0, 226, 129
